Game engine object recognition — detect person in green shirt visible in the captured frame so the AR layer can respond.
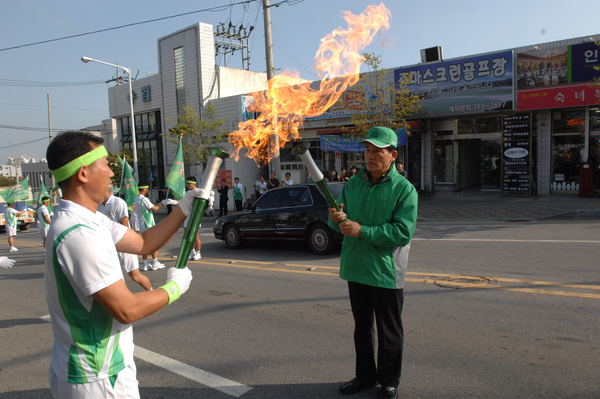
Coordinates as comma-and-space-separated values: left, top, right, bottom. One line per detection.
328, 126, 418, 399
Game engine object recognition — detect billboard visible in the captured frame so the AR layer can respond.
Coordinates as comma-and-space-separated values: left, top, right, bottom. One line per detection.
393, 51, 513, 117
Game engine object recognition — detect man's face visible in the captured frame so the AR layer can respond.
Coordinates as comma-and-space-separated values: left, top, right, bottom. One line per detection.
85, 150, 114, 203
234, 179, 239, 184
186, 182, 196, 190
364, 143, 397, 177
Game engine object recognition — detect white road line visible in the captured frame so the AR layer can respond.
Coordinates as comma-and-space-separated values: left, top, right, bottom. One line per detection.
135, 347, 251, 397
39, 315, 251, 397
412, 238, 600, 244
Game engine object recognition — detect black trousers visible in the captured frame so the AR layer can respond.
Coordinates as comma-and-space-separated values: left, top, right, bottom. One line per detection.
235, 199, 243, 211
219, 202, 228, 216
348, 281, 404, 388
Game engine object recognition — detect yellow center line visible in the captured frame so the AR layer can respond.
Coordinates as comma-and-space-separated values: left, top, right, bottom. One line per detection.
196, 257, 600, 300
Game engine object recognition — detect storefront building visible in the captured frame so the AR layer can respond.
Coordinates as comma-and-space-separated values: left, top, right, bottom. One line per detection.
106, 22, 600, 198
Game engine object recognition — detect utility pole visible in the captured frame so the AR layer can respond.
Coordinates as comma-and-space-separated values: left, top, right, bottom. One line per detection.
47, 93, 56, 193
262, 0, 280, 176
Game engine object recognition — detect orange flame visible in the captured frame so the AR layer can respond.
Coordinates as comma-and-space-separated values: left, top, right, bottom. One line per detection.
228, 3, 391, 163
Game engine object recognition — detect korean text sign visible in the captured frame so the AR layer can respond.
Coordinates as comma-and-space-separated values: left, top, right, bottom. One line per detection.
393, 51, 513, 117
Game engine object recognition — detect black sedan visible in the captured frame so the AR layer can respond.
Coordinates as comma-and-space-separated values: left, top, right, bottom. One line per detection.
213, 183, 344, 254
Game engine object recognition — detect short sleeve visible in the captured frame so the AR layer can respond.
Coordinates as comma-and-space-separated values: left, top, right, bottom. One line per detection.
113, 198, 129, 221
142, 197, 154, 210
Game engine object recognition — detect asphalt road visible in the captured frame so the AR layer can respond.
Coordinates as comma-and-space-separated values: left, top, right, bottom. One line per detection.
0, 219, 599, 398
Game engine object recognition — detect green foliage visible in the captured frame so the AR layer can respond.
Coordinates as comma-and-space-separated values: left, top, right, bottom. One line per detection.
164, 105, 226, 165
0, 176, 17, 187
347, 52, 421, 135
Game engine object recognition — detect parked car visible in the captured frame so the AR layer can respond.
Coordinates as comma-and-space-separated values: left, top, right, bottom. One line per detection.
213, 183, 345, 254
0, 200, 35, 232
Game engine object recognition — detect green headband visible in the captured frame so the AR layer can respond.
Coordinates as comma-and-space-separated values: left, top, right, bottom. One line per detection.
51, 145, 109, 183
138, 185, 149, 189
186, 180, 196, 184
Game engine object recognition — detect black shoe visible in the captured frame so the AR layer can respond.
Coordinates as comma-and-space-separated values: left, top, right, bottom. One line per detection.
377, 386, 397, 399
339, 377, 376, 395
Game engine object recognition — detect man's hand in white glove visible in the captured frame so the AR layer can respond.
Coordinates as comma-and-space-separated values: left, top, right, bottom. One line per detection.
0, 256, 15, 270
159, 267, 193, 305
178, 188, 209, 217
161, 198, 178, 206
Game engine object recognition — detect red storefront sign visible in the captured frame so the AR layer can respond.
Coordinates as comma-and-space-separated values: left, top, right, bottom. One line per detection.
517, 83, 600, 110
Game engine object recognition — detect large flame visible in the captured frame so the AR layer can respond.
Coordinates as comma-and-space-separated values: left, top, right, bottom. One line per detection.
228, 3, 391, 163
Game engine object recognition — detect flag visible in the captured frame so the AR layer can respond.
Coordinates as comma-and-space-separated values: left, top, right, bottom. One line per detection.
165, 139, 185, 200
3, 177, 29, 203
120, 159, 138, 206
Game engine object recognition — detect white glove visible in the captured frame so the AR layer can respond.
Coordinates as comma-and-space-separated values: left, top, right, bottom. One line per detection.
166, 266, 192, 296
178, 188, 209, 217
0, 256, 15, 270
161, 198, 178, 206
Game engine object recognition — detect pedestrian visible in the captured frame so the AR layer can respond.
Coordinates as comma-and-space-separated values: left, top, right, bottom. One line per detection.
134, 185, 166, 271
37, 196, 54, 249
45, 130, 193, 398
233, 177, 246, 211
255, 174, 268, 198
218, 179, 229, 217
267, 171, 280, 189
281, 172, 294, 186
396, 161, 407, 178
328, 126, 418, 399
349, 165, 359, 177
328, 169, 340, 182
4, 201, 25, 252
340, 168, 350, 182
98, 191, 152, 291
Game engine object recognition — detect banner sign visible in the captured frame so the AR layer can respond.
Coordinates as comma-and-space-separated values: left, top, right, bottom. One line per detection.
320, 129, 408, 153
502, 113, 532, 194
320, 135, 365, 153
570, 41, 600, 83
306, 89, 367, 121
517, 83, 600, 111
393, 50, 513, 117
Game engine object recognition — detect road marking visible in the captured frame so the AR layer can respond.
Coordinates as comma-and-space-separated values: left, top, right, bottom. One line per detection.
38, 315, 252, 397
195, 258, 600, 300
412, 238, 600, 244
134, 347, 252, 397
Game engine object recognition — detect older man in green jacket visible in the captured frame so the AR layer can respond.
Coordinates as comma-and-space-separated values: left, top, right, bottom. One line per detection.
328, 126, 418, 399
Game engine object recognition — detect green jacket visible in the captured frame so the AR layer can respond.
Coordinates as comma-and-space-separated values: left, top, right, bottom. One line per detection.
328, 165, 418, 289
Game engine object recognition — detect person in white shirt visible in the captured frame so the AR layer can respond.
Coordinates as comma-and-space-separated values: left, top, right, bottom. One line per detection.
281, 172, 294, 186
45, 131, 195, 399
4, 201, 25, 252
37, 196, 54, 249
134, 186, 165, 271
98, 192, 152, 291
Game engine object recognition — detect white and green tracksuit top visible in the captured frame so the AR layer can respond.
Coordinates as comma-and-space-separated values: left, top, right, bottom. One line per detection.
133, 194, 155, 232
45, 199, 133, 384
4, 207, 17, 228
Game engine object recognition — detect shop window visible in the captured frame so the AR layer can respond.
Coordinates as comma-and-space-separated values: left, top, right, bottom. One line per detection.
551, 135, 584, 188
552, 109, 585, 133
590, 107, 600, 131
434, 140, 454, 183
458, 116, 501, 134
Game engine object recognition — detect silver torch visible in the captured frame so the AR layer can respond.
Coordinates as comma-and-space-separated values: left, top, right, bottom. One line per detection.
292, 142, 341, 211
175, 147, 229, 269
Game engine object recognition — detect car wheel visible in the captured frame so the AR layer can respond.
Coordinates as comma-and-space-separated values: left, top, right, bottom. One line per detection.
224, 225, 243, 249
307, 224, 335, 255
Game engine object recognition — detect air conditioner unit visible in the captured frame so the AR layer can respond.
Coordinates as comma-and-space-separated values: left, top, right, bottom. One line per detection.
420, 46, 443, 63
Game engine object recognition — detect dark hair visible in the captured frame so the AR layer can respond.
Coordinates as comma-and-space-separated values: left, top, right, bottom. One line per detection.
234, 177, 239, 180
41, 196, 50, 202
186, 176, 196, 182
47, 131, 104, 187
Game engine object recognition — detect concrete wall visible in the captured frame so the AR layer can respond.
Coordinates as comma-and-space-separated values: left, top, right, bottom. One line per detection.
536, 110, 552, 196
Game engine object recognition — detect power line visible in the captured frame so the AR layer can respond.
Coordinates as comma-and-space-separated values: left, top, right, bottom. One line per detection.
0, 78, 106, 87
0, 124, 77, 132
0, 0, 257, 52
0, 137, 49, 149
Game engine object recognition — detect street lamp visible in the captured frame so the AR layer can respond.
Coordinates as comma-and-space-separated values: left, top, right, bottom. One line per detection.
81, 56, 139, 178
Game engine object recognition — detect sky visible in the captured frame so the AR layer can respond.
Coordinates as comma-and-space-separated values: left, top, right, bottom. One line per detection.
1, 0, 600, 163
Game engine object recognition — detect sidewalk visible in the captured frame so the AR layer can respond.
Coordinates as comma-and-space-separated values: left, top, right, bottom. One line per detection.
418, 190, 600, 221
